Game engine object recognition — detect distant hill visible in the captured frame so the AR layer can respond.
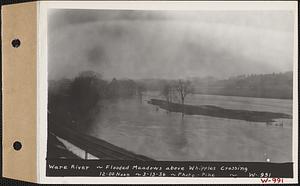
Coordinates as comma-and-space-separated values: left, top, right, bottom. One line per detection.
192, 71, 293, 99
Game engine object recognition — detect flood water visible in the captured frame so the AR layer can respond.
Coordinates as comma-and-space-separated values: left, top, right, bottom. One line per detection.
87, 92, 293, 162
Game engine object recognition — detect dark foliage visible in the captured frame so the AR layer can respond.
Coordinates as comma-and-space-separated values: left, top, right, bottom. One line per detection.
48, 71, 139, 131
47, 71, 148, 160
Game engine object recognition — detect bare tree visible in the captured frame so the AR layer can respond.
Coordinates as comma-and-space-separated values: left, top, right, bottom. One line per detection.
162, 83, 172, 103
136, 84, 146, 103
176, 80, 193, 116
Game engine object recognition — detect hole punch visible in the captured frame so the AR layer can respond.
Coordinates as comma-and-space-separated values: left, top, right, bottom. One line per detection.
13, 141, 22, 151
11, 38, 21, 48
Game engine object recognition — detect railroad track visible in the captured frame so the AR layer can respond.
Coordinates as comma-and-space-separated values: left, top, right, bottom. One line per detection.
51, 125, 154, 161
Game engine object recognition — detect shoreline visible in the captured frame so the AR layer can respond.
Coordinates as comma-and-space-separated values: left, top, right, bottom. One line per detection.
191, 92, 293, 101
148, 99, 291, 122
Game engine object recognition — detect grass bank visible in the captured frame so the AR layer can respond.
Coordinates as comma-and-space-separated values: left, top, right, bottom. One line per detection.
148, 99, 291, 122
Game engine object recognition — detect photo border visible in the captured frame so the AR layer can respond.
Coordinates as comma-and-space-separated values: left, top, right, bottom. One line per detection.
37, 1, 298, 184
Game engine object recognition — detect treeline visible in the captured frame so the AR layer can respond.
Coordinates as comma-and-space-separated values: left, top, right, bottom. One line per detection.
192, 71, 293, 99
48, 71, 141, 131
136, 72, 293, 99
48, 70, 293, 132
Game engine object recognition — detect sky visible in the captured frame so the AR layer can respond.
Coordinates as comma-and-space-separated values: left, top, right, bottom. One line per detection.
48, 9, 295, 80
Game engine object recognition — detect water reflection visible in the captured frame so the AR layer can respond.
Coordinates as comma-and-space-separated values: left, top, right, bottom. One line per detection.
162, 114, 188, 157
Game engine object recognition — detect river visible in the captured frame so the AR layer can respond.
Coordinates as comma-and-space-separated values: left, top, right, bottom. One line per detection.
86, 92, 293, 162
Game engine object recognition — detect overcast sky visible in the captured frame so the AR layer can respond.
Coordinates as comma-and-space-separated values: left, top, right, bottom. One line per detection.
48, 9, 295, 80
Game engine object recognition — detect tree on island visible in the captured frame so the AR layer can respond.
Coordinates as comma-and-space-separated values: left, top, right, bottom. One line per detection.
175, 80, 194, 116
162, 83, 172, 104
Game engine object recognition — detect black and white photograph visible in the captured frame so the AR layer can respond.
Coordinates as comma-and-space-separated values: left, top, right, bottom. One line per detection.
45, 6, 295, 172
